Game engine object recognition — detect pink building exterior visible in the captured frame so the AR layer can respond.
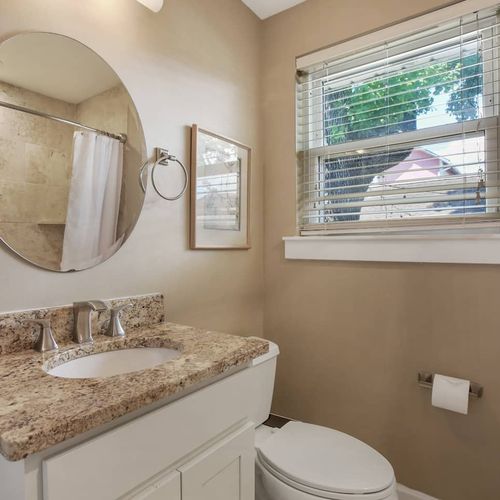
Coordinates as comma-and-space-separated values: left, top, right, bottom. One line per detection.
360, 147, 458, 220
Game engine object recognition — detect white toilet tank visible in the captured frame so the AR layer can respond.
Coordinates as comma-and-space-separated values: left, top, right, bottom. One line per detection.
245, 341, 279, 426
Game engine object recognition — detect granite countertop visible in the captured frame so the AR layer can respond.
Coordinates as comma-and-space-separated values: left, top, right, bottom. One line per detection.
0, 322, 269, 461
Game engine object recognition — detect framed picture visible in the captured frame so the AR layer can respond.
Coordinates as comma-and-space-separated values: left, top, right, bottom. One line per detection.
190, 125, 251, 249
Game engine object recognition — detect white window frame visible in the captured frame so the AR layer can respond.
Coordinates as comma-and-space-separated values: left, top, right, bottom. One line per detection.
286, 0, 500, 264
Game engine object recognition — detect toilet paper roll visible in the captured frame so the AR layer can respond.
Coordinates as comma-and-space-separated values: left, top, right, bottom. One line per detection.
431, 374, 470, 415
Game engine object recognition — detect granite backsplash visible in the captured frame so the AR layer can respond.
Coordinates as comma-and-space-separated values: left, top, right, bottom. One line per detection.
0, 293, 165, 355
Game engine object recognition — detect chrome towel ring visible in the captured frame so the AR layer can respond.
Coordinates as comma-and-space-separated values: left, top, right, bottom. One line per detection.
139, 148, 188, 201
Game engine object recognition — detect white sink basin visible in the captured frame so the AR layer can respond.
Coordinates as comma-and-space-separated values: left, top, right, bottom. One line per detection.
46, 347, 181, 379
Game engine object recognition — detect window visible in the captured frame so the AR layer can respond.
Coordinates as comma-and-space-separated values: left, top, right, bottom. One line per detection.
296, 5, 500, 236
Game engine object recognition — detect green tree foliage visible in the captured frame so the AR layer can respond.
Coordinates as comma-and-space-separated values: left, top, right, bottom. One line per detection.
446, 54, 483, 121
324, 53, 482, 145
320, 53, 483, 222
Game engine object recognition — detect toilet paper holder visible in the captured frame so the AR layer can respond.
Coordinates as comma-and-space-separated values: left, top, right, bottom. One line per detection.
417, 372, 483, 398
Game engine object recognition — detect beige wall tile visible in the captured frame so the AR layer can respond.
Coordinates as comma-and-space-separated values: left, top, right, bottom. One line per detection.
76, 84, 129, 136
0, 136, 24, 182
0, 181, 29, 222
25, 143, 71, 186
0, 81, 74, 228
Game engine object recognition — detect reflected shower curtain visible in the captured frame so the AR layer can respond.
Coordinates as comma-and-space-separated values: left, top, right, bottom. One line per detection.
61, 131, 123, 271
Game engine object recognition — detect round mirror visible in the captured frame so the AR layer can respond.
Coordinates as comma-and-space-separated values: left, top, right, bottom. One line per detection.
0, 33, 147, 272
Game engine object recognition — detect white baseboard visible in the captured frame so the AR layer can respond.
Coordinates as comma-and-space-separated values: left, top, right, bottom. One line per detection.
397, 483, 439, 500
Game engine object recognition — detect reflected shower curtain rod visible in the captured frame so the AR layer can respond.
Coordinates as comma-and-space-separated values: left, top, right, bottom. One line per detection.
0, 99, 127, 143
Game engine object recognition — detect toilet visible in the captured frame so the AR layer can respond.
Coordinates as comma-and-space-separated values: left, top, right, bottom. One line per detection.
252, 343, 399, 500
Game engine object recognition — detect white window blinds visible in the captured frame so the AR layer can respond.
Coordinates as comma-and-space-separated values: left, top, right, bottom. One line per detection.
296, 5, 500, 234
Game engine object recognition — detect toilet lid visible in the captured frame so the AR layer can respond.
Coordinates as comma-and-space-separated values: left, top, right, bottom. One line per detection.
257, 422, 395, 495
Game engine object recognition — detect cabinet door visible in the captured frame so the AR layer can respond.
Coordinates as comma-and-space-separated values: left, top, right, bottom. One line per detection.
129, 471, 180, 500
178, 422, 255, 500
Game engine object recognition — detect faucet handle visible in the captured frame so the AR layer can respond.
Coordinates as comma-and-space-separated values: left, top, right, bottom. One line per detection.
74, 300, 108, 312
106, 303, 132, 338
24, 319, 59, 353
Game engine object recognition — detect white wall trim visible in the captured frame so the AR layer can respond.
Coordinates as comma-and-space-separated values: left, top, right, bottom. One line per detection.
296, 0, 499, 69
283, 234, 500, 264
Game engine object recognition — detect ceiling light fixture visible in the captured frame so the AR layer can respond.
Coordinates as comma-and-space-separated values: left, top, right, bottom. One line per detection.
136, 0, 163, 12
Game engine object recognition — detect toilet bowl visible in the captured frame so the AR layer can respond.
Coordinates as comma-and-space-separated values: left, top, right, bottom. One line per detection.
250, 343, 399, 500
255, 423, 399, 500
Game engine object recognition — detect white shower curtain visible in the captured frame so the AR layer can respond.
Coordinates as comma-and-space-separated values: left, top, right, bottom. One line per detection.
61, 131, 123, 271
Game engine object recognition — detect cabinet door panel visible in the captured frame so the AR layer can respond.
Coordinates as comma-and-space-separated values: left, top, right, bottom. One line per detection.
130, 471, 180, 500
179, 423, 254, 500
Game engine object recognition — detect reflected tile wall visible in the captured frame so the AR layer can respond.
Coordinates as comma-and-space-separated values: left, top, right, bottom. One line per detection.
0, 81, 135, 268
0, 81, 74, 225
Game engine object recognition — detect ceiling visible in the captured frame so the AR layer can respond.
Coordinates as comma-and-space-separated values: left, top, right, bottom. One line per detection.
241, 0, 306, 19
0, 33, 120, 104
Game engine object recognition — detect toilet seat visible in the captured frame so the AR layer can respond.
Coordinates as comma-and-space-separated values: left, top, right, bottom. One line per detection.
256, 422, 397, 500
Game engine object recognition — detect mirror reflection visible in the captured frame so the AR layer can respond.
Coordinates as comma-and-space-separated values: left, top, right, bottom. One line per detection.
0, 33, 146, 271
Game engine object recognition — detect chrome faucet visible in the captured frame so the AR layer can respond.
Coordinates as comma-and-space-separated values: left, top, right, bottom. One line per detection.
72, 300, 108, 344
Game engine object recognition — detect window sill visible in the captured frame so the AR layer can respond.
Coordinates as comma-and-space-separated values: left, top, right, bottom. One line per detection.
283, 233, 500, 264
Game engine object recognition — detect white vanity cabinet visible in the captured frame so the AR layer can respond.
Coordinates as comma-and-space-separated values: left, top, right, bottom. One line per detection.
41, 389, 256, 500
179, 423, 255, 500
124, 423, 254, 500
0, 352, 276, 500
0, 341, 277, 500
129, 471, 181, 500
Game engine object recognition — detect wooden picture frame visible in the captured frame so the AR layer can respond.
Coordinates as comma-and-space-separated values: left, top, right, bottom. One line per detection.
190, 124, 251, 249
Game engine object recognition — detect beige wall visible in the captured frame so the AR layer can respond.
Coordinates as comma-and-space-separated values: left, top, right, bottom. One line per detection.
262, 1, 500, 499
0, 0, 264, 341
